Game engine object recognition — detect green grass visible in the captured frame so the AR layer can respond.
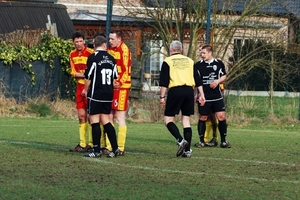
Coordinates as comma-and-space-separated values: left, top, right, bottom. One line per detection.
225, 95, 299, 120
0, 117, 299, 200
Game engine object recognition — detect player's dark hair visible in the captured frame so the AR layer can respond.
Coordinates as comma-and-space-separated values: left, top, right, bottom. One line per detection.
201, 44, 213, 52
72, 31, 85, 41
110, 30, 123, 40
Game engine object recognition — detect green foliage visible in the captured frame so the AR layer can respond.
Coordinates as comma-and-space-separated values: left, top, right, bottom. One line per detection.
26, 102, 52, 117
228, 39, 300, 91
0, 34, 73, 86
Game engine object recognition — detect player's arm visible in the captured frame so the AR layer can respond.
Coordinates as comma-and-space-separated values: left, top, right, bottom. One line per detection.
218, 75, 226, 84
194, 63, 205, 105
117, 46, 131, 86
197, 85, 205, 106
112, 63, 119, 88
70, 57, 85, 78
210, 61, 227, 89
83, 79, 91, 97
82, 58, 94, 96
159, 61, 170, 106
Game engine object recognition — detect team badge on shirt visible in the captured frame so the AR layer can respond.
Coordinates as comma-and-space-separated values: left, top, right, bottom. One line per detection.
213, 65, 217, 71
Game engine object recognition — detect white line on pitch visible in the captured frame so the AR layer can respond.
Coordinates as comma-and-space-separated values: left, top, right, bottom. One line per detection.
0, 124, 74, 127
88, 158, 299, 184
1, 140, 299, 168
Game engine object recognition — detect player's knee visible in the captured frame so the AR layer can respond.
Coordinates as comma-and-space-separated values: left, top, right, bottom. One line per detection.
217, 115, 226, 121
199, 115, 208, 121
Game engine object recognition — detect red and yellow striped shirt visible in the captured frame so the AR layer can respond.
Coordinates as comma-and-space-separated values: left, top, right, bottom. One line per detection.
108, 41, 132, 89
69, 46, 94, 85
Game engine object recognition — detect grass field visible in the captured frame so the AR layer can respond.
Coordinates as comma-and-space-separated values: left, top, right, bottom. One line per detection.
0, 117, 299, 200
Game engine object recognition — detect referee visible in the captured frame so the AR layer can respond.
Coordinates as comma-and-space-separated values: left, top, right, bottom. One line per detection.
159, 40, 205, 158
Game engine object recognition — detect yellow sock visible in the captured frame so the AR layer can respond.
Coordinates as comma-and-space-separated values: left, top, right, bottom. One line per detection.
213, 120, 219, 142
117, 126, 127, 152
204, 121, 212, 143
105, 136, 112, 151
79, 122, 88, 147
100, 123, 106, 148
88, 123, 93, 147
105, 123, 114, 151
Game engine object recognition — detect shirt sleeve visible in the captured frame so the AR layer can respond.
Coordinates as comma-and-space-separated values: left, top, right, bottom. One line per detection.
117, 45, 131, 85
219, 60, 227, 76
159, 61, 170, 87
69, 54, 76, 77
194, 63, 202, 87
84, 55, 94, 80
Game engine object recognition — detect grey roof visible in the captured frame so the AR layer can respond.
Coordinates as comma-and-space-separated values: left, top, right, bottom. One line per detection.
69, 10, 139, 22
143, 0, 300, 19
69, 10, 153, 27
69, 10, 136, 22
0, 1, 75, 39
216, 0, 300, 19
275, 0, 300, 19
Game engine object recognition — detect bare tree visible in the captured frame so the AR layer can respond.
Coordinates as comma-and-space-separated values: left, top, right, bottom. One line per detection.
117, 0, 300, 104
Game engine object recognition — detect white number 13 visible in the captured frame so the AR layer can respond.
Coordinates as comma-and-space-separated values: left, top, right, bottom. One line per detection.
101, 68, 112, 85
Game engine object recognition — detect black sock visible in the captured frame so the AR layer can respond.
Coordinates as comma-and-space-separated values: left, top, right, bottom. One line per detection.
218, 120, 227, 142
166, 122, 183, 142
183, 127, 192, 151
91, 123, 101, 153
197, 120, 206, 143
103, 122, 118, 151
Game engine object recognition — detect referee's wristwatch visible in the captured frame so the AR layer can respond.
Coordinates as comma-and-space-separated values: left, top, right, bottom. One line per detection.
160, 96, 165, 99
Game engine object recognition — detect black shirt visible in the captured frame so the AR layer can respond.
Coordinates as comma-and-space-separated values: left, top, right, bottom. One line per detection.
84, 50, 118, 102
194, 58, 226, 101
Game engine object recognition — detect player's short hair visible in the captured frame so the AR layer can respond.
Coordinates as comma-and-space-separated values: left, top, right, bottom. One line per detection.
72, 31, 85, 41
170, 40, 183, 52
94, 35, 107, 47
110, 30, 123, 40
201, 44, 213, 52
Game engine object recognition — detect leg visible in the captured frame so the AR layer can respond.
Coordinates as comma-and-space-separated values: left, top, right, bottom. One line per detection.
78, 108, 88, 148
165, 116, 188, 157
101, 114, 120, 157
215, 111, 231, 148
104, 110, 115, 152
83, 114, 102, 158
165, 116, 183, 142
100, 123, 106, 148
206, 112, 218, 147
181, 115, 192, 152
195, 101, 210, 147
212, 118, 219, 141
204, 120, 212, 143
114, 110, 127, 152
196, 115, 208, 144
87, 122, 93, 148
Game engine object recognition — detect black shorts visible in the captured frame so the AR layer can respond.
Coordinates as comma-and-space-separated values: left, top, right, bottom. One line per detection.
198, 99, 225, 116
87, 99, 112, 115
165, 86, 194, 117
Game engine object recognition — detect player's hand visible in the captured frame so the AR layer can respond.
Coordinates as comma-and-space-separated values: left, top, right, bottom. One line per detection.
194, 94, 199, 102
160, 98, 166, 107
198, 96, 205, 106
113, 80, 120, 88
210, 80, 219, 89
81, 89, 87, 97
